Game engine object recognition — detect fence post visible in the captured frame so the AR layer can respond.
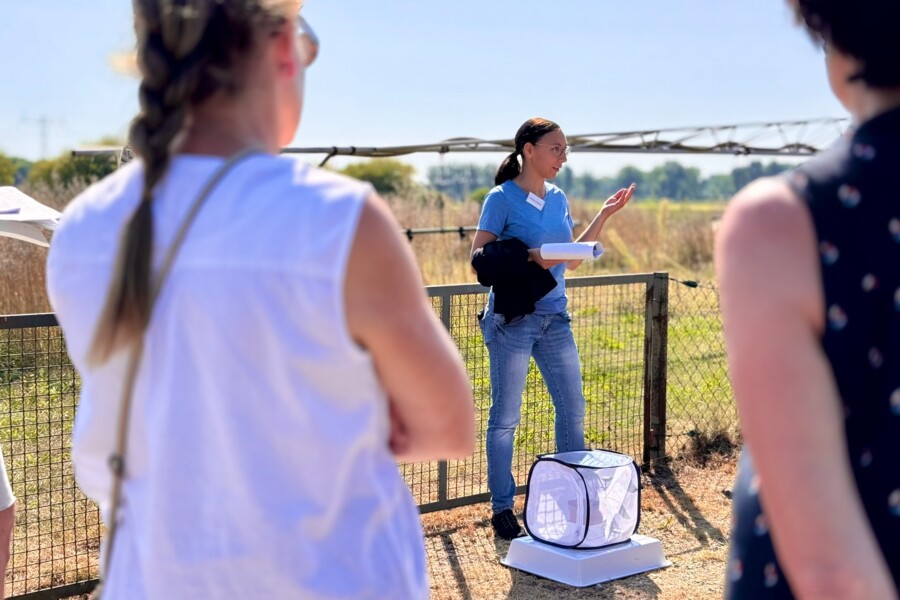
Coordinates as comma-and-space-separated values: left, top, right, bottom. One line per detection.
642, 272, 669, 465
437, 292, 452, 509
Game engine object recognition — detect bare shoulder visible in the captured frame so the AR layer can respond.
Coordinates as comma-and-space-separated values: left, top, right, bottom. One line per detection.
348, 191, 418, 286
354, 191, 399, 241
717, 176, 810, 251
715, 176, 823, 328
348, 192, 417, 274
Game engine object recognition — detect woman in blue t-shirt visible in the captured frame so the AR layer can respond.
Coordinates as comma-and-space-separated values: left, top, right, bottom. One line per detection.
470, 117, 634, 539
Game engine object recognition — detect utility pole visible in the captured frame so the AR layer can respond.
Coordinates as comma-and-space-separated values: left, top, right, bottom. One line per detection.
21, 115, 58, 159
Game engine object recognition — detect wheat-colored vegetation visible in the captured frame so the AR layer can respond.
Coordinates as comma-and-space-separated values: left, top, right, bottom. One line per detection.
384, 191, 722, 288
1, 181, 723, 313
0, 181, 75, 316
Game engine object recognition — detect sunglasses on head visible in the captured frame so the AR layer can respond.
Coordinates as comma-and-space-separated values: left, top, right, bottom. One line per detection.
297, 16, 319, 67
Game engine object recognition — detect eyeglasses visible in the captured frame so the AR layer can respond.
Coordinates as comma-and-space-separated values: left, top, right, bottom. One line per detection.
534, 143, 571, 158
297, 16, 319, 67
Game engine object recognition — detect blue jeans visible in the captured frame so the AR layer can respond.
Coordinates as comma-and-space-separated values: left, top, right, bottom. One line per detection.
479, 309, 586, 513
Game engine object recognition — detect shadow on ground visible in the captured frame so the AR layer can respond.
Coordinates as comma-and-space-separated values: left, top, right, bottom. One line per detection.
423, 456, 736, 600
646, 460, 728, 552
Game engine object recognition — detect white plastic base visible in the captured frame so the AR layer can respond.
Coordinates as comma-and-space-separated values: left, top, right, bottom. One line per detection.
501, 534, 671, 588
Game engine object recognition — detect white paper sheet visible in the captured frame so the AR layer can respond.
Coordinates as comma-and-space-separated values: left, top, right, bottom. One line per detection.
540, 241, 604, 261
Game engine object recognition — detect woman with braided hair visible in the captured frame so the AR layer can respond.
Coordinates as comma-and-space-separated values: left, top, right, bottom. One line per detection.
46, 1, 474, 597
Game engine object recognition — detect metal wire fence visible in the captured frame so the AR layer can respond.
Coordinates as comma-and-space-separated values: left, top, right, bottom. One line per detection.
0, 273, 736, 598
0, 315, 99, 600
664, 279, 737, 454
408, 274, 657, 514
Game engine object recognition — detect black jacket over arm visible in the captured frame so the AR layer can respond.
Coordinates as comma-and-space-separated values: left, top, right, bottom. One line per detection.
471, 238, 558, 323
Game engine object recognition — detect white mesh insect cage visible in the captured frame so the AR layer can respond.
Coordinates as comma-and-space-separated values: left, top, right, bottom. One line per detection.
524, 450, 641, 549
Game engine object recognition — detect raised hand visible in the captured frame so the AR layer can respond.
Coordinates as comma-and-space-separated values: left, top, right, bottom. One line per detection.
600, 183, 636, 218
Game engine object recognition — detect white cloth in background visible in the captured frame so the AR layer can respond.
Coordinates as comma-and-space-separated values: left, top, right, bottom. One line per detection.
0, 187, 61, 247
46, 155, 428, 600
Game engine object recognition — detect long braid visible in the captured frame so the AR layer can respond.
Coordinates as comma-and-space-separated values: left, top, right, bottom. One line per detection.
90, 0, 298, 364
90, 1, 215, 364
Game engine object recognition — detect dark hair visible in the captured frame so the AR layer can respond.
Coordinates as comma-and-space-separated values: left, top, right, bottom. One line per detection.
494, 117, 561, 186
793, 0, 900, 88
90, 0, 295, 364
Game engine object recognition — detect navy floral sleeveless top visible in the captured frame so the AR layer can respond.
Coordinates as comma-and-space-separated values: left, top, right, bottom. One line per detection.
726, 107, 900, 598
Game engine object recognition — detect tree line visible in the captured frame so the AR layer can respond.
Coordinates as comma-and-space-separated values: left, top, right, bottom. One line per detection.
0, 140, 121, 189
1, 144, 794, 204
426, 160, 796, 202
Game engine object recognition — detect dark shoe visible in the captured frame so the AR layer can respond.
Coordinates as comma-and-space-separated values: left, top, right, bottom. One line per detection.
491, 509, 522, 540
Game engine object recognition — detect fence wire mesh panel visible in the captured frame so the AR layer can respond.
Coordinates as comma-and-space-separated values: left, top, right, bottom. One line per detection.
0, 317, 100, 599
408, 275, 655, 513
0, 273, 740, 597
664, 281, 738, 452
568, 278, 649, 461
445, 290, 490, 508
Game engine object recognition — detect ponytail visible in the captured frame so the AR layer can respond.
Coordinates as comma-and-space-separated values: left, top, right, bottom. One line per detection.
494, 117, 561, 187
494, 151, 521, 185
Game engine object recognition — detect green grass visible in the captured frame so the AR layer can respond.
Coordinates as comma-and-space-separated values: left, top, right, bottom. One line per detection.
416, 282, 736, 509
0, 281, 736, 595
0, 329, 100, 596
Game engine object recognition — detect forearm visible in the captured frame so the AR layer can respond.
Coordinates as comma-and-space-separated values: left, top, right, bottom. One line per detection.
566, 209, 609, 270
574, 209, 609, 244
0, 502, 13, 599
750, 438, 895, 598
378, 308, 475, 462
572, 184, 634, 265
736, 340, 895, 599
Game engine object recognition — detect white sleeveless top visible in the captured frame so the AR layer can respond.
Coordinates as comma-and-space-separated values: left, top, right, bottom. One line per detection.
46, 155, 428, 599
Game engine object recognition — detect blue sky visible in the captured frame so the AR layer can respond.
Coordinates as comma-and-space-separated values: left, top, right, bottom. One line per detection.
0, 1, 845, 178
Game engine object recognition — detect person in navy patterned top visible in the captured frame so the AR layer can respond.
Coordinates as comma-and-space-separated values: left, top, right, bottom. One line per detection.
716, 1, 900, 598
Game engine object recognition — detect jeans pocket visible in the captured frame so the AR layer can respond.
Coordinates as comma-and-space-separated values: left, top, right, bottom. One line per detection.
497, 314, 526, 327
479, 309, 497, 343
483, 312, 510, 343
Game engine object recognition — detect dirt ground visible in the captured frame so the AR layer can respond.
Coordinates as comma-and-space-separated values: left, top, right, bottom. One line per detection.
423, 453, 738, 600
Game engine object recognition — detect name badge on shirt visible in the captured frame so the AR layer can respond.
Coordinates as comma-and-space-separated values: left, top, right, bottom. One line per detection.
526, 192, 545, 211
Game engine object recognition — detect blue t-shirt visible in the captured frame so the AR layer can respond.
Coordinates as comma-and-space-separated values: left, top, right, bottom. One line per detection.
476, 180, 574, 314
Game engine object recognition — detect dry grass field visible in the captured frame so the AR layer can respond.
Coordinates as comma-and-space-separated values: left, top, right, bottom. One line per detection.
0, 179, 723, 314
383, 192, 721, 289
